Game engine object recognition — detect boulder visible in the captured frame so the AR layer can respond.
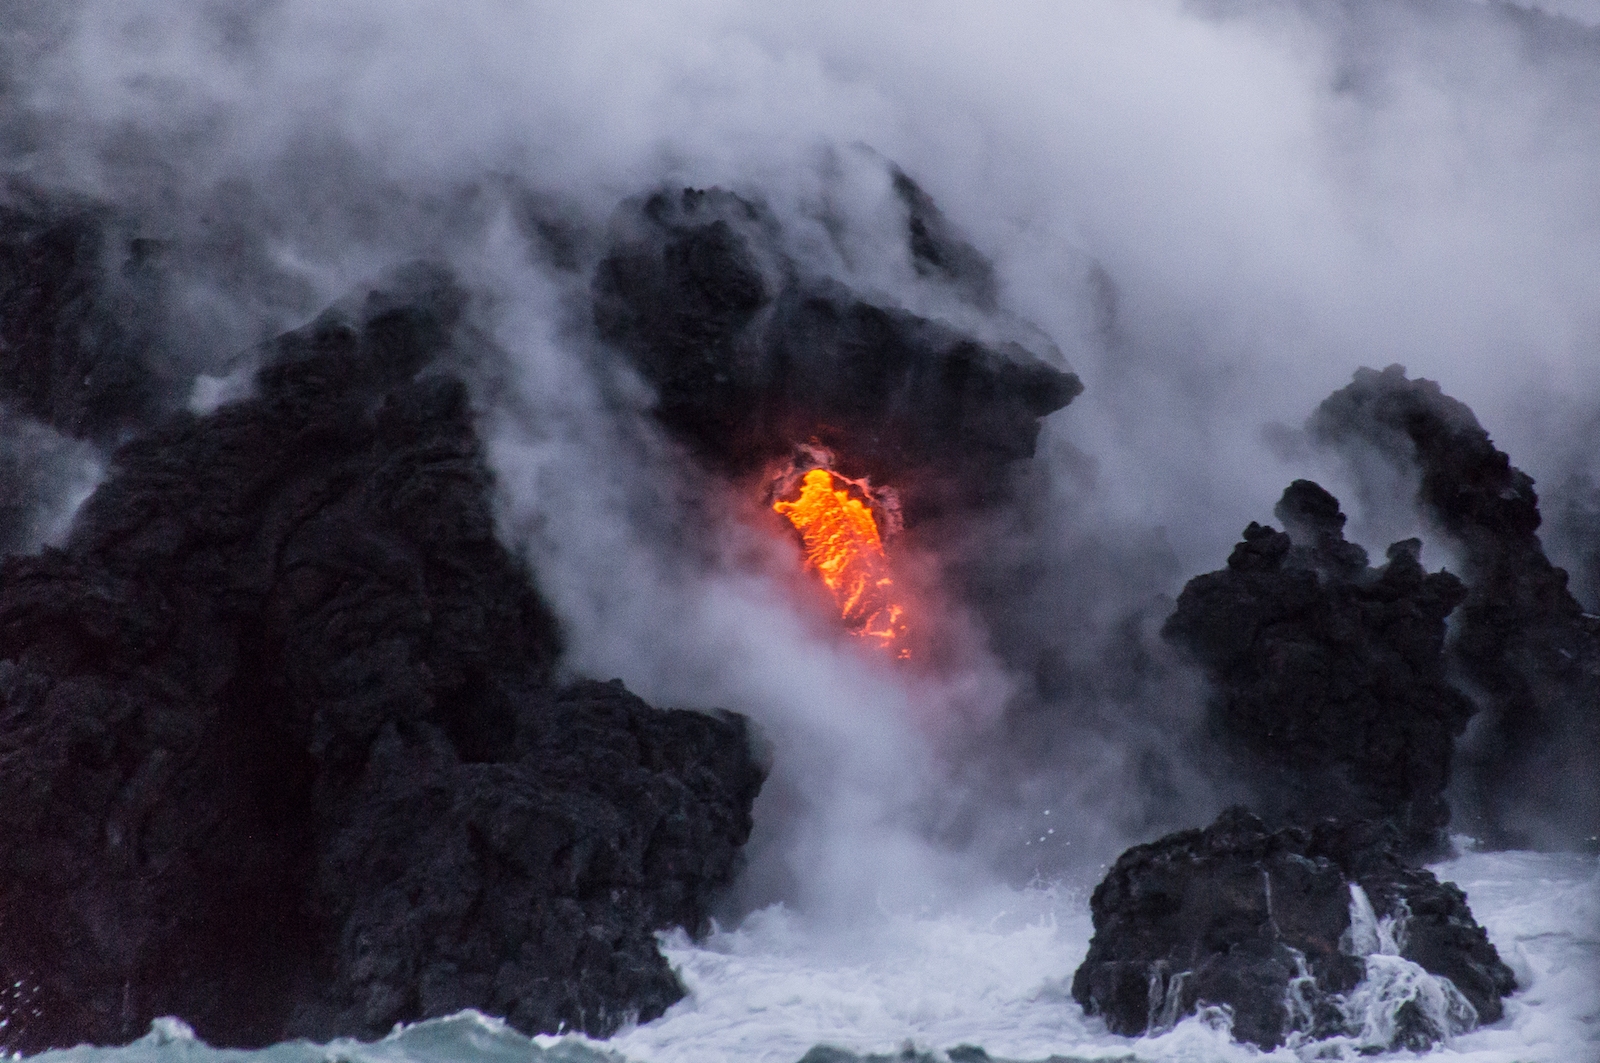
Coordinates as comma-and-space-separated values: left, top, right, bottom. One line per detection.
1072, 809, 1515, 1052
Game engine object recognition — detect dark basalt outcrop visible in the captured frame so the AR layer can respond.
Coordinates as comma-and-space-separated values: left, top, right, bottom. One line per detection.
0, 269, 766, 1052
1072, 808, 1515, 1052
1163, 481, 1474, 856
591, 185, 1082, 521
0, 181, 163, 443
1313, 365, 1600, 850
0, 184, 169, 555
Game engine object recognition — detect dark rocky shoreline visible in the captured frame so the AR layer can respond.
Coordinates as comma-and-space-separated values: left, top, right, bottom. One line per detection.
0, 170, 1087, 1054
0, 231, 766, 1052
2, 174, 1593, 1058
1085, 366, 1600, 1049
0, 172, 1079, 1055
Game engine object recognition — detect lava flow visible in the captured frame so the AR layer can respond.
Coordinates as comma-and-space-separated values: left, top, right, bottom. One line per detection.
773, 467, 908, 652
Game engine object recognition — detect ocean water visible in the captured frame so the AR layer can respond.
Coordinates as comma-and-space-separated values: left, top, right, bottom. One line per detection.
28, 849, 1598, 1063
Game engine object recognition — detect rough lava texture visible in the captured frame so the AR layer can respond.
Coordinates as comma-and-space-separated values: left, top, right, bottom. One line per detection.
0, 268, 766, 1052
1163, 481, 1474, 857
0, 183, 170, 554
1072, 808, 1515, 1052
0, 181, 164, 443
1313, 365, 1600, 850
591, 184, 1082, 522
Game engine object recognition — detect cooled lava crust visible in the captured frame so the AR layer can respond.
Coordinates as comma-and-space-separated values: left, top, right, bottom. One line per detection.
0, 211, 766, 1051
592, 185, 1083, 522
1073, 808, 1515, 1052
1313, 365, 1600, 850
1164, 480, 1475, 858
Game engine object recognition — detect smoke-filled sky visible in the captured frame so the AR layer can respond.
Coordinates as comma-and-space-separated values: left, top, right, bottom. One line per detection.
6, 0, 1600, 914
14, 0, 1600, 544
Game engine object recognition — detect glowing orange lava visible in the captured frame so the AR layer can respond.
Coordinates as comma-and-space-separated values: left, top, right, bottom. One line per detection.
773, 467, 907, 650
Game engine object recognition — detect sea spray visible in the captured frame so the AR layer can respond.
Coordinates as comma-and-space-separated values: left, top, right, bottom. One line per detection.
1290, 884, 1480, 1055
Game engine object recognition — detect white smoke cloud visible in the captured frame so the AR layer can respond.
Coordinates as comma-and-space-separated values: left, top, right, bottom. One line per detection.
8, 0, 1600, 916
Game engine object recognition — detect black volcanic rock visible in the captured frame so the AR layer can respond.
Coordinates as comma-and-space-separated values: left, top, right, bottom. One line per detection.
0, 182, 162, 442
0, 271, 765, 1052
1163, 481, 1474, 856
592, 186, 1081, 520
1071, 808, 1515, 1052
1312, 365, 1600, 849
890, 168, 998, 309
0, 184, 166, 553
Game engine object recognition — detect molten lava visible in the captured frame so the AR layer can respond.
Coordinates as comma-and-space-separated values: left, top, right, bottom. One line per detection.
773, 467, 907, 650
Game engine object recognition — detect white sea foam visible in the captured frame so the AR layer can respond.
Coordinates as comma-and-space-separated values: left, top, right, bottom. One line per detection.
1298, 882, 1480, 1054
577, 849, 1598, 1063
30, 849, 1593, 1063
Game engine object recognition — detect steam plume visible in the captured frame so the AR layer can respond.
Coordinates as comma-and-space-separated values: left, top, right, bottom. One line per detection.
4, 0, 1600, 929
